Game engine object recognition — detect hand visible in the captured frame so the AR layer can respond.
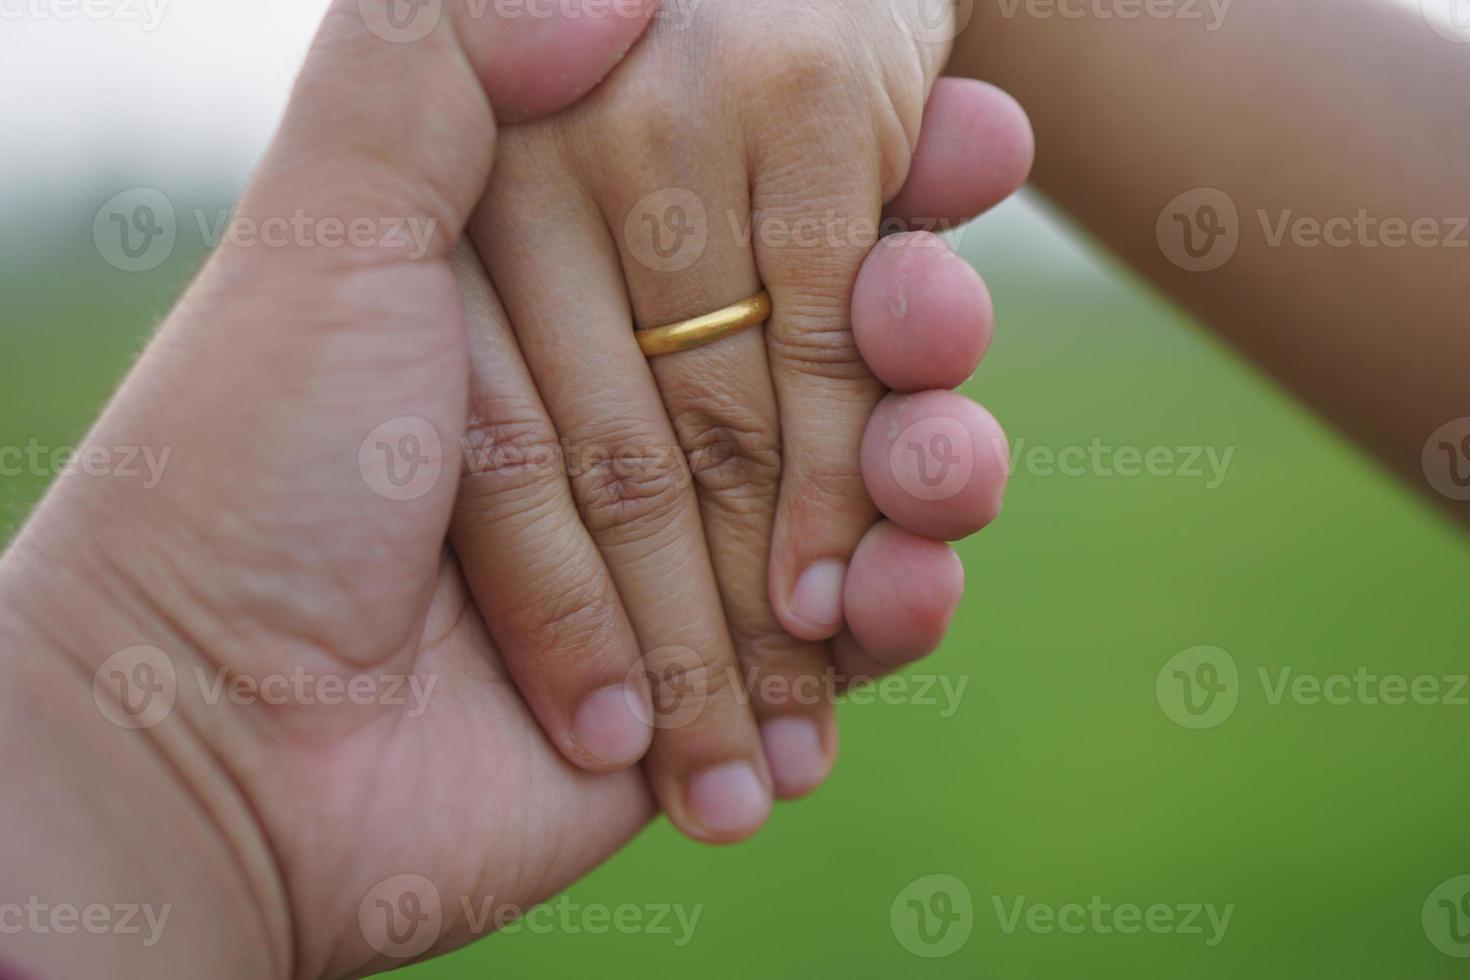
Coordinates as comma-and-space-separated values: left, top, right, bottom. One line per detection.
454, 0, 1033, 838
0, 1, 1029, 976
3, 2, 663, 977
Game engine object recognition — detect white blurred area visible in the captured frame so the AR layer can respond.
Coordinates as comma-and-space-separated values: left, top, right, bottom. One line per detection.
0, 0, 1113, 281
0, 0, 1431, 277
0, 0, 329, 202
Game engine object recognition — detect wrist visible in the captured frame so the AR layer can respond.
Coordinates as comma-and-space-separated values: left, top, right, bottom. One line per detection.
0, 552, 293, 980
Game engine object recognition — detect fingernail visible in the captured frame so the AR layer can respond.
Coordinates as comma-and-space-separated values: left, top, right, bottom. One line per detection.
791, 561, 847, 631
572, 686, 652, 768
761, 717, 830, 797
686, 762, 771, 839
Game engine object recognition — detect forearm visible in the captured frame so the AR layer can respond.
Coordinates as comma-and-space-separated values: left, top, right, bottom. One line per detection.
0, 558, 289, 980
951, 0, 1470, 522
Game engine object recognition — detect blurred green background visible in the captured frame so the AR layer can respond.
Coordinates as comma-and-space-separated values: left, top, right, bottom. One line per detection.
6, 184, 1469, 978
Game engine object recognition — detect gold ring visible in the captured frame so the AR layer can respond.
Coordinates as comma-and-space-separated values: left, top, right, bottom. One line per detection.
637, 291, 772, 358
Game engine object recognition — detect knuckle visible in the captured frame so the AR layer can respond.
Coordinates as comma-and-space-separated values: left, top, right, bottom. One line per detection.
570, 430, 691, 538
671, 405, 783, 502
579, 44, 697, 161
769, 313, 878, 384
731, 621, 810, 670
687, 654, 736, 703
726, 621, 836, 713
791, 461, 871, 515
500, 574, 623, 665
734, 16, 853, 107
458, 411, 565, 508
608, 85, 689, 157
661, 651, 735, 704
642, 649, 740, 730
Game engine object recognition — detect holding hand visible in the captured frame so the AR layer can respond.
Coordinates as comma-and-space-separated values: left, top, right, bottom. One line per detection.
454, 0, 1032, 839
0, 1, 1031, 976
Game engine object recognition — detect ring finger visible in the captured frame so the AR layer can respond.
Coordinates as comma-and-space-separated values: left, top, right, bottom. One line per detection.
597, 125, 842, 801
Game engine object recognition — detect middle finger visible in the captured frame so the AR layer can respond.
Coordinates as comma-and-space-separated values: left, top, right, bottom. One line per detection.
593, 107, 842, 801
471, 132, 774, 842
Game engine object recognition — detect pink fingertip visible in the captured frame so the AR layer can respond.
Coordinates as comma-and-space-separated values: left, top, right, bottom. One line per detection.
861, 391, 1009, 542
853, 232, 993, 392
761, 717, 832, 798
845, 522, 964, 666
884, 78, 1036, 224
786, 560, 848, 640
686, 762, 771, 841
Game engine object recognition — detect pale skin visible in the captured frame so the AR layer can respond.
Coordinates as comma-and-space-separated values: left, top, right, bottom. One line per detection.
0, 1, 1029, 977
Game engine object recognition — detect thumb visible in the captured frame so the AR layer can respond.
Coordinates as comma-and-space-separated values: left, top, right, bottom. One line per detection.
246, 0, 661, 259
14, 1, 658, 677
